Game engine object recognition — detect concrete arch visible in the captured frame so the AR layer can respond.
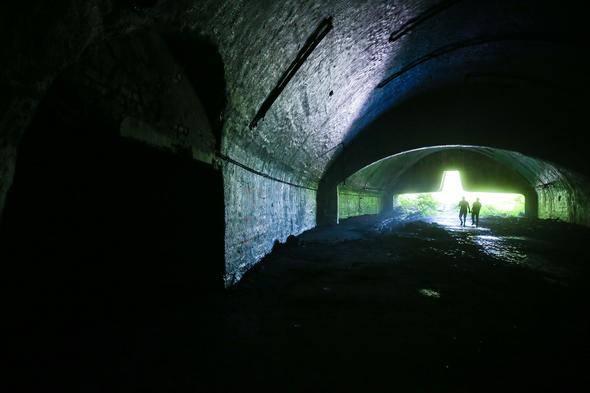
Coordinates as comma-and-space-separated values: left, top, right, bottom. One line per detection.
339, 146, 546, 220
328, 143, 590, 225
317, 83, 590, 226
2, 0, 590, 283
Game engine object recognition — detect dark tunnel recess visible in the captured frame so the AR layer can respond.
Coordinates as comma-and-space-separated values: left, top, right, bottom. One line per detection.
162, 32, 227, 150
0, 36, 226, 387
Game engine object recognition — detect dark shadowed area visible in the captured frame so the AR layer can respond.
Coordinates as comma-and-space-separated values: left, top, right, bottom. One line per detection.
227, 214, 590, 392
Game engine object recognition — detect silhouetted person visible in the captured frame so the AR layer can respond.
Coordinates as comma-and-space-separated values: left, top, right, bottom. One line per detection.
472, 198, 482, 227
458, 197, 470, 226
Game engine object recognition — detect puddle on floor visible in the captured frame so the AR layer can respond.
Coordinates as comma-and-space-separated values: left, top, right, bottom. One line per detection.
419, 288, 441, 298
472, 235, 527, 264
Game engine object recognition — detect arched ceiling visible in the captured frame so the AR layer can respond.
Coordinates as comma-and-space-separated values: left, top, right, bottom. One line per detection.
179, 0, 588, 186
320, 83, 589, 190
2, 0, 589, 188
336, 143, 590, 226
342, 145, 563, 196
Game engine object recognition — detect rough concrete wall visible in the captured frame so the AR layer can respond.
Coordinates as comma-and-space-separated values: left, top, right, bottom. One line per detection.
207, 0, 427, 182
535, 167, 590, 226
537, 184, 571, 221
338, 187, 380, 220
567, 171, 590, 226
223, 162, 316, 285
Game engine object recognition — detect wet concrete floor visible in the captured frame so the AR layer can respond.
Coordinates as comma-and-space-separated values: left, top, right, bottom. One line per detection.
219, 214, 590, 392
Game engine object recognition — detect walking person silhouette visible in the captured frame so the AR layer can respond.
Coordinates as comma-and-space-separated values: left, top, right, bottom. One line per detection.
471, 197, 482, 227
458, 197, 470, 227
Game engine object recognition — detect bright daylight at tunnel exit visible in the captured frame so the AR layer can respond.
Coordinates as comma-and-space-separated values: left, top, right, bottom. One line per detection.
396, 170, 525, 225
2, 1, 590, 392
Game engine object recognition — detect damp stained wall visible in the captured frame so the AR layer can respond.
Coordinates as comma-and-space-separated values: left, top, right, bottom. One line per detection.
223, 163, 316, 284
338, 186, 380, 220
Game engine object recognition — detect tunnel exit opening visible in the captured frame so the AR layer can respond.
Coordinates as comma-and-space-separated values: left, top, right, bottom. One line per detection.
395, 170, 525, 225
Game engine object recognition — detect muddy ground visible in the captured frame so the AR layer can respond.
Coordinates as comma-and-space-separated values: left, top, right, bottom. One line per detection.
16, 214, 590, 392
219, 214, 590, 392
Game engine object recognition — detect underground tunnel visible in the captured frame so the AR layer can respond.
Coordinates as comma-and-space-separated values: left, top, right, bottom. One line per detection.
2, 1, 590, 392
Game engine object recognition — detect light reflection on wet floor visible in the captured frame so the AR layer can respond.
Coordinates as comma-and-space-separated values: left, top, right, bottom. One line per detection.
471, 235, 527, 264
428, 211, 528, 264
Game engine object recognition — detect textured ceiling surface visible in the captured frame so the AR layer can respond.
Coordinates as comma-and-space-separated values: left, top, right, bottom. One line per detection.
2, 0, 588, 187
177, 0, 586, 185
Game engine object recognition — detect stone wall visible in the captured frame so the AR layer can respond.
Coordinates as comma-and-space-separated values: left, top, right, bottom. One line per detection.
536, 168, 590, 226
223, 162, 316, 285
338, 187, 380, 220
537, 184, 571, 222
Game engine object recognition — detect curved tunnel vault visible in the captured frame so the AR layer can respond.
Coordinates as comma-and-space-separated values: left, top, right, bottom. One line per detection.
335, 146, 577, 223
317, 83, 590, 227
1, 0, 590, 286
